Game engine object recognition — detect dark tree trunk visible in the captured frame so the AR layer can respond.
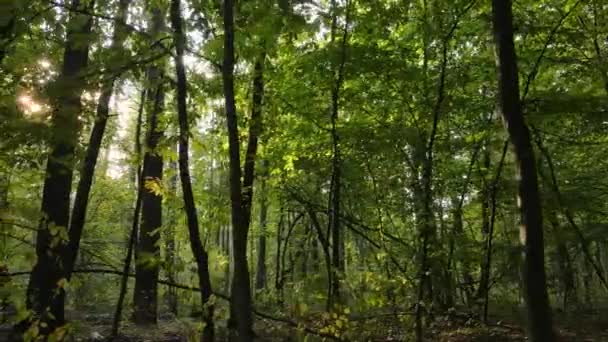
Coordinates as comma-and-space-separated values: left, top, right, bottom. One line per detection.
222, 0, 254, 338
0, 174, 9, 261
275, 211, 284, 304
491, 1, 555, 340
132, 4, 166, 326
477, 148, 492, 305
255, 160, 269, 290
170, 0, 215, 339
133, 80, 164, 325
65, 0, 131, 280
111, 86, 146, 337
21, 0, 94, 338
164, 157, 178, 316
481, 141, 508, 323
328, 0, 349, 308
111, 167, 144, 337
242, 53, 265, 226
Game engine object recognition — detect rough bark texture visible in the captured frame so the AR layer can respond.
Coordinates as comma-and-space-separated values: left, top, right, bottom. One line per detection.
22, 0, 94, 337
170, 0, 215, 339
65, 0, 131, 279
491, 1, 555, 340
132, 3, 166, 326
133, 79, 164, 325
222, 0, 254, 338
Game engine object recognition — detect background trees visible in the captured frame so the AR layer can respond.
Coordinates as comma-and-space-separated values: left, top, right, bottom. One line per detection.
1, 0, 608, 341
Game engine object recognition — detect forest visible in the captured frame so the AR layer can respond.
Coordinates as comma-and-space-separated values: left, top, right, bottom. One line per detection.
1, 0, 608, 340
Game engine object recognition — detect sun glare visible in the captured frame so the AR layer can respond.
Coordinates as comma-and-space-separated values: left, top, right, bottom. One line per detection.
38, 59, 52, 69
18, 94, 45, 116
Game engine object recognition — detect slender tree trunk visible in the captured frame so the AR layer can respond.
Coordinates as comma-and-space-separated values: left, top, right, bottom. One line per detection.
491, 1, 555, 340
477, 148, 492, 305
112, 103, 145, 337
21, 0, 94, 338
111, 167, 144, 337
255, 160, 269, 290
165, 157, 178, 315
222, 0, 254, 338
481, 141, 508, 323
275, 211, 284, 304
170, 0, 214, 339
133, 88, 145, 188
242, 52, 265, 226
65, 0, 131, 280
0, 174, 9, 261
328, 0, 349, 308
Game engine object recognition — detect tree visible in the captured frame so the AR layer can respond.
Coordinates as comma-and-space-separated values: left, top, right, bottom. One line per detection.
133, 4, 166, 325
222, 0, 254, 338
169, 0, 214, 339
491, 0, 556, 340
20, 0, 95, 338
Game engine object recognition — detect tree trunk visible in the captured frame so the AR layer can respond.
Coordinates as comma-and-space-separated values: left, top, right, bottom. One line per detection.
22, 0, 94, 337
111, 166, 144, 337
112, 88, 145, 336
65, 0, 131, 280
132, 4, 166, 326
328, 0, 349, 308
133, 79, 164, 325
255, 160, 269, 290
170, 0, 214, 338
0, 174, 9, 261
491, 1, 555, 340
477, 148, 492, 305
222, 0, 254, 338
165, 157, 178, 315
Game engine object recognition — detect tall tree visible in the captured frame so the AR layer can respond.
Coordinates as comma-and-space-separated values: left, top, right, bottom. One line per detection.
169, 0, 215, 339
327, 0, 349, 307
20, 0, 94, 338
222, 0, 254, 338
255, 159, 269, 290
491, 0, 556, 341
133, 4, 166, 325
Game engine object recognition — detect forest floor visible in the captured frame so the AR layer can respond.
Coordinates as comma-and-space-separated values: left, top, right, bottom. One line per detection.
3, 307, 608, 341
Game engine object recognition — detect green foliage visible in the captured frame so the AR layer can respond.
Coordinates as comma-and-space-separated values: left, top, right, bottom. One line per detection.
1, 0, 608, 339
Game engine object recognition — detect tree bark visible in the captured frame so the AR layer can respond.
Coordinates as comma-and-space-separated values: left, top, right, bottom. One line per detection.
165, 157, 178, 315
132, 4, 166, 326
477, 148, 492, 305
170, 0, 215, 339
255, 160, 269, 290
21, 0, 94, 337
133, 80, 164, 325
222, 0, 254, 338
491, 1, 555, 340
328, 0, 349, 308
